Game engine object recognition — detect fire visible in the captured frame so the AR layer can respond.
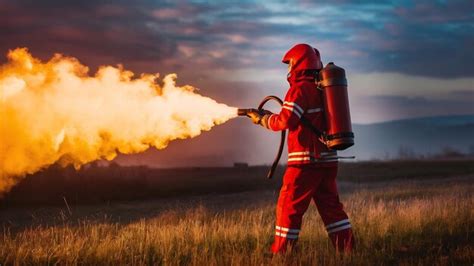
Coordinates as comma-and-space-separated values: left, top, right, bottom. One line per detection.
0, 48, 237, 194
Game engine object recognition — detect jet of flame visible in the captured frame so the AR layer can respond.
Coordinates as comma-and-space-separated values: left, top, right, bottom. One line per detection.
0, 48, 237, 194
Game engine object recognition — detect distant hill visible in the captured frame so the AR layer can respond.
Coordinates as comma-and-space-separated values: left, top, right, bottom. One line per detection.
340, 115, 474, 160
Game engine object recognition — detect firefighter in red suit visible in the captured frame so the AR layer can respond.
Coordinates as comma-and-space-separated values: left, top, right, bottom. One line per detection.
247, 43, 354, 254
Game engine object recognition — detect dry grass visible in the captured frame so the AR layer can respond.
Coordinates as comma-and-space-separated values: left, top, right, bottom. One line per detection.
1, 176, 473, 265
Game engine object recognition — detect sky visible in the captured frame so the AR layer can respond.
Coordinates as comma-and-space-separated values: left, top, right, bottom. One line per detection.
1, 0, 473, 166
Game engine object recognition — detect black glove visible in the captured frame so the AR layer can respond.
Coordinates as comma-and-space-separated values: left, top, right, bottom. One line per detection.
248, 109, 273, 128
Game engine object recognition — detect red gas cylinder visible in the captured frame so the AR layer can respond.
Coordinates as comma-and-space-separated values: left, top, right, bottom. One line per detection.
319, 62, 354, 150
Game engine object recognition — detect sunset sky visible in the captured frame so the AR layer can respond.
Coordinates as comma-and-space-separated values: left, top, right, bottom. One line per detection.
1, 0, 473, 166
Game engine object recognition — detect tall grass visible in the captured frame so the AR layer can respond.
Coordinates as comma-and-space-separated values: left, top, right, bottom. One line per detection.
1, 178, 473, 265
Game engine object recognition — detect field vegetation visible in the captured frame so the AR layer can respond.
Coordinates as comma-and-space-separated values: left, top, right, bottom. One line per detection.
1, 160, 473, 265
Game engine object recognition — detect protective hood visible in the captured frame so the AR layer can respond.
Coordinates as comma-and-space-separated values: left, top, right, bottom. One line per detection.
282, 43, 323, 72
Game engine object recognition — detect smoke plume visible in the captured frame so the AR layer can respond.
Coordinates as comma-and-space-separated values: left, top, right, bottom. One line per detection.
0, 48, 237, 194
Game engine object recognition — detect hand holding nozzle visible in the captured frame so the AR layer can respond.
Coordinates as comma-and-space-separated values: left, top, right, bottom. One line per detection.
237, 108, 273, 127
237, 108, 258, 117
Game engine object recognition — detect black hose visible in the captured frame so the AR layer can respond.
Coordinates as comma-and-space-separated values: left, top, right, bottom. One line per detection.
257, 95, 286, 179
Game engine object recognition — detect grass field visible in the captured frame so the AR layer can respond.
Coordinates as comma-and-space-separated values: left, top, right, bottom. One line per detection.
1, 161, 473, 265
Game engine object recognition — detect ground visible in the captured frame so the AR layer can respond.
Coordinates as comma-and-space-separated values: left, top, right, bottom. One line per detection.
1, 160, 473, 265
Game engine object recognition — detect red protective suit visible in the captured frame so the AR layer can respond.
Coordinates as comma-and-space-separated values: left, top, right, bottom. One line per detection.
267, 44, 354, 254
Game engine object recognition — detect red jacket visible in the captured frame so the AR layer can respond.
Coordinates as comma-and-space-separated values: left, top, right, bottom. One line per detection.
267, 71, 338, 166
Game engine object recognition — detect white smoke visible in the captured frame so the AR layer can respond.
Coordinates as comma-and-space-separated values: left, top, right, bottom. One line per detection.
0, 48, 237, 194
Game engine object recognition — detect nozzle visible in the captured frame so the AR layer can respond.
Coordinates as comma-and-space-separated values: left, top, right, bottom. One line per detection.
237, 108, 257, 117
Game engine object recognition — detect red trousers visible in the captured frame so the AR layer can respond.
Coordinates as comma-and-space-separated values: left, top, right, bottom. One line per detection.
271, 164, 354, 254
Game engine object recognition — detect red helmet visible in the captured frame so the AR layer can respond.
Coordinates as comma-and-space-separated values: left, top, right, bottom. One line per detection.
282, 44, 323, 72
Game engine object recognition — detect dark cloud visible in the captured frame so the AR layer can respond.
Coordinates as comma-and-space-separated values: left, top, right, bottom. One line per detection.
452, 89, 474, 98
0, 0, 178, 71
353, 94, 474, 123
294, 1, 474, 77
370, 1, 474, 77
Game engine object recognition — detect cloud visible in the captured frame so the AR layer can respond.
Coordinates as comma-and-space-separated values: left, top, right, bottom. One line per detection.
348, 72, 474, 100
352, 94, 474, 123
2, 0, 472, 78
0, 1, 178, 71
